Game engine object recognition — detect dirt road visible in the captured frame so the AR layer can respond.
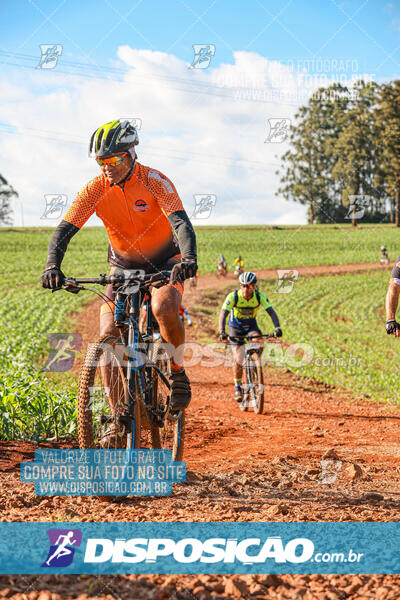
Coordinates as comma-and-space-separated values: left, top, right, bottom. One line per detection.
1, 261, 400, 599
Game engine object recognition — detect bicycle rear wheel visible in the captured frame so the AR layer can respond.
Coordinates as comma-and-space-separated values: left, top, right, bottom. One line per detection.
78, 335, 141, 449
148, 339, 185, 461
243, 352, 264, 414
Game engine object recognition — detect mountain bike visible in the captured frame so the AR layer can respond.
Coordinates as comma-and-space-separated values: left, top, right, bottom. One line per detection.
228, 333, 275, 415
56, 271, 185, 460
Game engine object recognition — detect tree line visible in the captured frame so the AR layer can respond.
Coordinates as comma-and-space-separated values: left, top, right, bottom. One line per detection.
276, 80, 400, 226
0, 174, 18, 226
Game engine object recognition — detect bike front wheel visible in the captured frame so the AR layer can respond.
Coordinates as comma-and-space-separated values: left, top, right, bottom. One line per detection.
78, 335, 141, 449
243, 352, 264, 414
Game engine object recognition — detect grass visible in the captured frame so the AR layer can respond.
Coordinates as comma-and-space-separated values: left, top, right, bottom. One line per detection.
250, 271, 396, 404
0, 228, 109, 440
0, 225, 398, 440
203, 269, 398, 404
196, 226, 399, 275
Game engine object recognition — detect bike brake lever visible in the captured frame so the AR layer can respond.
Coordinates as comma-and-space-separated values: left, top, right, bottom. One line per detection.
63, 278, 83, 294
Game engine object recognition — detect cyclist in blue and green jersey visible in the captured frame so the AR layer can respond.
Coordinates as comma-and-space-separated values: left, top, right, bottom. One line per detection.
219, 272, 282, 401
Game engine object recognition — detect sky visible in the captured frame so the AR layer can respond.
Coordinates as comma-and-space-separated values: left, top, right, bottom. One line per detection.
1, 0, 400, 226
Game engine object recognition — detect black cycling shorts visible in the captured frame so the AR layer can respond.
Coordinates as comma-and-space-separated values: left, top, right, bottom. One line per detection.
229, 322, 262, 346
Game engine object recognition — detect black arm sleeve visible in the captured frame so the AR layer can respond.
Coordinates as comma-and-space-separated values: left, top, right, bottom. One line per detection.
46, 220, 80, 268
266, 306, 280, 329
219, 309, 229, 333
167, 210, 197, 262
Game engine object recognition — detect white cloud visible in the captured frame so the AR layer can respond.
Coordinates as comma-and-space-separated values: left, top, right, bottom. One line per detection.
0, 48, 365, 226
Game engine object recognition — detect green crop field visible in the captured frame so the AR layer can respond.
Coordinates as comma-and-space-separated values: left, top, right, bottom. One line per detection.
0, 226, 399, 440
3, 225, 400, 278
0, 229, 110, 440
196, 225, 400, 274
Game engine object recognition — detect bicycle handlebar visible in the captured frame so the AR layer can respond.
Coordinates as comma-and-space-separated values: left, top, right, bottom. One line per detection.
227, 333, 276, 343
58, 270, 171, 293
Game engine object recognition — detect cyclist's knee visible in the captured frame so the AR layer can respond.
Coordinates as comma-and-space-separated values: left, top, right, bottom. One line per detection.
100, 312, 118, 338
152, 286, 180, 320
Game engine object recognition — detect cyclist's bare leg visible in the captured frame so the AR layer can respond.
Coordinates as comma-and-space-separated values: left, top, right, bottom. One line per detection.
232, 345, 245, 380
152, 284, 193, 410
151, 285, 183, 355
100, 311, 119, 338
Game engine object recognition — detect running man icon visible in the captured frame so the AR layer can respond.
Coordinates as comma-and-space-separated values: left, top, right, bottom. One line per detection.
42, 529, 82, 568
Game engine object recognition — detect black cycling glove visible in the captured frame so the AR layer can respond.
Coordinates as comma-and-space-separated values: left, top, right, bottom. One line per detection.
170, 261, 198, 284
40, 265, 65, 289
386, 319, 400, 335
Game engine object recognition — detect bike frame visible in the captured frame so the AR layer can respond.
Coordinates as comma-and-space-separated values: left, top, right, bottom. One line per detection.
59, 271, 176, 448
114, 281, 175, 447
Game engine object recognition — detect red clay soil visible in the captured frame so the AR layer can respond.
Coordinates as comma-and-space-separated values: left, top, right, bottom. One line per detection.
1, 262, 400, 599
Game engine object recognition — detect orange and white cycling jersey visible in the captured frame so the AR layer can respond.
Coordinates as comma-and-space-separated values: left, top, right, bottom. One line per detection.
63, 162, 183, 269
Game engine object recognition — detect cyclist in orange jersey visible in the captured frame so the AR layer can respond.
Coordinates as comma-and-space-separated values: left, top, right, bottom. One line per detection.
40, 119, 197, 410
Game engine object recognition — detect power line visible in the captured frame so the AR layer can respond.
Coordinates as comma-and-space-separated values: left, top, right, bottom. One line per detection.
0, 50, 303, 107
0, 124, 284, 171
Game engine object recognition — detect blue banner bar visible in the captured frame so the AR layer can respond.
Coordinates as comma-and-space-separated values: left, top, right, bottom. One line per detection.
0, 522, 398, 574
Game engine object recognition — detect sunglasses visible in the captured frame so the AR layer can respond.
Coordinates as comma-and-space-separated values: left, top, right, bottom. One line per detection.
241, 283, 254, 289
96, 153, 127, 167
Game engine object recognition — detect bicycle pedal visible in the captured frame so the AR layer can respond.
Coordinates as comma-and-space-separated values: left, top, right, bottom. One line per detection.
167, 409, 182, 422
119, 414, 133, 433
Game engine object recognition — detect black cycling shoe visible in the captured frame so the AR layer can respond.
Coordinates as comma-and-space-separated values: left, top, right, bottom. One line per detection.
169, 369, 191, 411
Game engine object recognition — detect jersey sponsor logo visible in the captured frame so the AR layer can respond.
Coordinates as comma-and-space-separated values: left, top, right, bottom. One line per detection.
134, 199, 151, 212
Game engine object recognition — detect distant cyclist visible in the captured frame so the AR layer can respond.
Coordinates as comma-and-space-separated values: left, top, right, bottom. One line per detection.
380, 245, 390, 265
218, 272, 282, 401
216, 254, 227, 277
233, 255, 244, 278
